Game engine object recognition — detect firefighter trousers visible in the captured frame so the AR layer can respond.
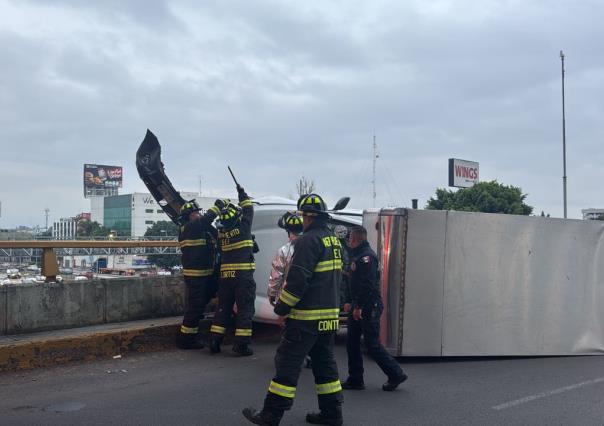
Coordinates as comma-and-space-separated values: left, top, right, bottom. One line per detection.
181, 276, 217, 334
210, 271, 256, 344
262, 321, 343, 414
346, 299, 404, 382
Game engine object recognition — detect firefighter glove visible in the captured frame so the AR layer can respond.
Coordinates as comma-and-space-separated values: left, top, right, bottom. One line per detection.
237, 185, 248, 202
214, 198, 229, 210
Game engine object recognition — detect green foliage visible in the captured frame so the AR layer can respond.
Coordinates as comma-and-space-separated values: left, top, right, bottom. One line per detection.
596, 214, 604, 221
38, 228, 53, 238
144, 221, 180, 269
426, 181, 533, 215
144, 221, 179, 237
77, 220, 113, 238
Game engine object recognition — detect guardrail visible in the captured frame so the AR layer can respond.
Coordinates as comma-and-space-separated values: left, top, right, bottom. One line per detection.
0, 241, 179, 281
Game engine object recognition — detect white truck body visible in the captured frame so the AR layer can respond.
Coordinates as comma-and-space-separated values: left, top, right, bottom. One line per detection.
251, 197, 361, 323
364, 208, 604, 356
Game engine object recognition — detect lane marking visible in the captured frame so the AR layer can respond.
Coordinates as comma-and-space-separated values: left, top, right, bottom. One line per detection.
492, 377, 604, 410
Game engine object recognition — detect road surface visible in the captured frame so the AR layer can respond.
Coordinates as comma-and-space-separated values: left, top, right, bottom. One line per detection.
1, 337, 604, 425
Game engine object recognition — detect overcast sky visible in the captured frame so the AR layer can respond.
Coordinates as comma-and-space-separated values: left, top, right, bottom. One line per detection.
1, 0, 602, 228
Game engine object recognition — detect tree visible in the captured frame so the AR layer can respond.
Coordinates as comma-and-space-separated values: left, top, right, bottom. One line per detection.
296, 176, 316, 198
596, 214, 604, 221
144, 220, 179, 237
144, 221, 180, 269
426, 181, 533, 215
77, 220, 113, 238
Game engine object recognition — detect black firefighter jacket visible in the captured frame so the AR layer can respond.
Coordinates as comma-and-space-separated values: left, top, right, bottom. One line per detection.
274, 217, 342, 332
218, 191, 255, 278
179, 206, 219, 278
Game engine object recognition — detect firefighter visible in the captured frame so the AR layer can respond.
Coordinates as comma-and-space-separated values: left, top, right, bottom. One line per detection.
267, 212, 303, 306
176, 200, 221, 349
342, 225, 408, 391
243, 193, 344, 426
209, 184, 256, 356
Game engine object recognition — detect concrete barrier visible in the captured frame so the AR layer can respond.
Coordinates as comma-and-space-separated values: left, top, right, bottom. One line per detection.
0, 276, 185, 335
0, 286, 6, 335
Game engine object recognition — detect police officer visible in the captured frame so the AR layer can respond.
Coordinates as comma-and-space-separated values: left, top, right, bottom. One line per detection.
243, 193, 343, 426
342, 225, 407, 391
209, 184, 256, 356
176, 200, 220, 349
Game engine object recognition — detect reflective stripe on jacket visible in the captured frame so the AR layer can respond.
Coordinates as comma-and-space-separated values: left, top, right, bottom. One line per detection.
178, 207, 218, 277
274, 217, 341, 327
218, 193, 255, 270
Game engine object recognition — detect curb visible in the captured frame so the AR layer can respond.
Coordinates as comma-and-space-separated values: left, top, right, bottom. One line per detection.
0, 317, 181, 373
0, 317, 283, 373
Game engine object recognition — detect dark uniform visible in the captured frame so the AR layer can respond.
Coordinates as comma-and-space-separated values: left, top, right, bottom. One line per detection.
210, 187, 256, 354
243, 193, 343, 426
345, 239, 407, 390
177, 203, 220, 348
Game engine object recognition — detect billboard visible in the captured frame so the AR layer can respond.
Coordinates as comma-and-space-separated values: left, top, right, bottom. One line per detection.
448, 158, 479, 188
83, 164, 123, 198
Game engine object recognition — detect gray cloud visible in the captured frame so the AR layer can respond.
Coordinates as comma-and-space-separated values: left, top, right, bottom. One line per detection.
0, 0, 602, 228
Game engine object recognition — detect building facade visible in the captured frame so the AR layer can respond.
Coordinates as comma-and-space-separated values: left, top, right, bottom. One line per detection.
52, 217, 78, 240
582, 208, 604, 220
100, 192, 216, 237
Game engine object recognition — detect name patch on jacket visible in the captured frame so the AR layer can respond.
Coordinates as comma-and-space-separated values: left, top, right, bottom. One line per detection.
318, 319, 339, 331
220, 228, 240, 239
321, 236, 342, 248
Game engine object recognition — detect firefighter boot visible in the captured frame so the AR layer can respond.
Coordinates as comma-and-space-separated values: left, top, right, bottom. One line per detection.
382, 372, 408, 391
176, 333, 205, 350
232, 343, 254, 357
242, 407, 283, 426
209, 338, 221, 354
341, 378, 365, 390
305, 406, 343, 426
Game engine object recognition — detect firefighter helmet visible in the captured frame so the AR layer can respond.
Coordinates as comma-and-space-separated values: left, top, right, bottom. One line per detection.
278, 212, 303, 234
298, 193, 328, 217
179, 200, 201, 220
297, 194, 309, 210
219, 203, 241, 229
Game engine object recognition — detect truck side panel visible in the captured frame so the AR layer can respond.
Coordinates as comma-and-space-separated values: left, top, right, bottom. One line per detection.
441, 212, 604, 356
401, 209, 447, 356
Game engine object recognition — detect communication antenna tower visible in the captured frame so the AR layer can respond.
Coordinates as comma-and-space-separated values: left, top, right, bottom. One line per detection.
372, 133, 379, 207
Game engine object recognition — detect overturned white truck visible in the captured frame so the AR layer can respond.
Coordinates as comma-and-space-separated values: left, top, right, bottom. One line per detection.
364, 208, 604, 357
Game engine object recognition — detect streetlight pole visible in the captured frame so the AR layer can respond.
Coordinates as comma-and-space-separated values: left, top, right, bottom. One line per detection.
560, 50, 567, 219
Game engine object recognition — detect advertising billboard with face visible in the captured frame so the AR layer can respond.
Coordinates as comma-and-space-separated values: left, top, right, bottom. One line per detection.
83, 164, 123, 198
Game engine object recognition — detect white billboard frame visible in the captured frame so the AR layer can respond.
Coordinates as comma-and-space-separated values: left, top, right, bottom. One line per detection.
448, 158, 479, 188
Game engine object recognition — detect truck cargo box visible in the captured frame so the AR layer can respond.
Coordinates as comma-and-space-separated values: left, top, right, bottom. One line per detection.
365, 208, 604, 356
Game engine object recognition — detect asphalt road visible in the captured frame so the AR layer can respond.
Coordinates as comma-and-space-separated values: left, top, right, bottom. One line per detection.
1, 335, 604, 425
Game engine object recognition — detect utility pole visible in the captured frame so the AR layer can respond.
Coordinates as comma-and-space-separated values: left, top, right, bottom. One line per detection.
560, 50, 568, 219
372, 133, 378, 207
